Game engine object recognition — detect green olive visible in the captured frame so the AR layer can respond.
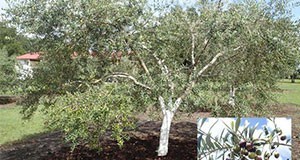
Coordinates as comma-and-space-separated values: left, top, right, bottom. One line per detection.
248, 152, 257, 159
255, 150, 262, 156
233, 146, 241, 153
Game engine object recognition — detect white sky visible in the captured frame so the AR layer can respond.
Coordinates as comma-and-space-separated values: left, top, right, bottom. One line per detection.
0, 0, 299, 20
0, 0, 8, 12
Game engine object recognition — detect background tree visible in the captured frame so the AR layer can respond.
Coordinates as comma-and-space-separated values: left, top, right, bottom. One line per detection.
0, 21, 31, 56
0, 21, 32, 94
0, 48, 17, 94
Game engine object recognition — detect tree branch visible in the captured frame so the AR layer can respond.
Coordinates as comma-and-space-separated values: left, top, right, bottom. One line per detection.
153, 53, 175, 96
194, 37, 211, 68
191, 31, 196, 66
137, 56, 152, 80
159, 96, 166, 115
106, 73, 152, 90
213, 50, 243, 69
180, 46, 242, 100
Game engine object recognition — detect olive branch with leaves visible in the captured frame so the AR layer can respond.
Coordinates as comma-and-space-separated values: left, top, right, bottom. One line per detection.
197, 118, 291, 160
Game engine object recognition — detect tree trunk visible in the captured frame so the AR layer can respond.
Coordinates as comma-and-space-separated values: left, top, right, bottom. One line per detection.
157, 96, 181, 156
157, 109, 174, 156
291, 74, 296, 83
228, 86, 236, 107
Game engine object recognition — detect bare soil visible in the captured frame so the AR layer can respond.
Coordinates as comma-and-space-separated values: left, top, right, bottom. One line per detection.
0, 104, 299, 160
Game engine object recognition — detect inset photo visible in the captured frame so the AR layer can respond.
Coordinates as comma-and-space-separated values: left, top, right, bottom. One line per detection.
197, 118, 291, 160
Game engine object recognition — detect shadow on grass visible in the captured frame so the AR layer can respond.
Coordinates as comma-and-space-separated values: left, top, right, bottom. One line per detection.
0, 130, 55, 148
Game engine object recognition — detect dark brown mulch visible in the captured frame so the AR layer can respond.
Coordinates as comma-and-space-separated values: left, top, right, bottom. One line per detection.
0, 121, 197, 160
0, 96, 19, 105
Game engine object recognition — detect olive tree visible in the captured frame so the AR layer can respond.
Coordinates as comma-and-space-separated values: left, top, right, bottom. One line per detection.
5, 0, 299, 157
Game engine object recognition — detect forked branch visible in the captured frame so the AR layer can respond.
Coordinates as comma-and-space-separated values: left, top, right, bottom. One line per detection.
180, 46, 242, 100
106, 72, 152, 90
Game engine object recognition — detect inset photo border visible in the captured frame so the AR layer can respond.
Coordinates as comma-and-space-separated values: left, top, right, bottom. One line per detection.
197, 118, 291, 160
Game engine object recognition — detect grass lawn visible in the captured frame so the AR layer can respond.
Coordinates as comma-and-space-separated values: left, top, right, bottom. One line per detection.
0, 79, 298, 146
276, 79, 300, 105
0, 104, 46, 145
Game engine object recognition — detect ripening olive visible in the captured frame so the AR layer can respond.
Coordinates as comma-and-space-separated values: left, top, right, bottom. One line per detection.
248, 147, 257, 152
239, 141, 247, 148
246, 142, 254, 150
241, 149, 249, 156
255, 156, 262, 160
274, 152, 280, 158
280, 135, 287, 141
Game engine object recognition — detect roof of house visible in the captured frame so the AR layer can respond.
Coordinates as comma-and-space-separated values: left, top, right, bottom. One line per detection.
16, 52, 41, 60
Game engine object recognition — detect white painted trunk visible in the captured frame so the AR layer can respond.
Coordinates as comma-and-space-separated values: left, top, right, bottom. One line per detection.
228, 86, 236, 107
157, 109, 174, 156
157, 96, 182, 156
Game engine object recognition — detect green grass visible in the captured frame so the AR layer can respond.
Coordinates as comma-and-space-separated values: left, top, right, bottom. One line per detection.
0, 104, 46, 145
276, 79, 300, 105
0, 80, 298, 146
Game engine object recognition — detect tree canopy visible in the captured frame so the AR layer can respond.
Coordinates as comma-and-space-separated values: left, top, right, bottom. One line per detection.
4, 0, 300, 157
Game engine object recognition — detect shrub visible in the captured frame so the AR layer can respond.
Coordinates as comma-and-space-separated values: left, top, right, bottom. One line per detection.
43, 84, 136, 150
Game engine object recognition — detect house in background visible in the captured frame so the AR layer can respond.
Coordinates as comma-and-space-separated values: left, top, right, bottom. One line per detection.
15, 52, 41, 79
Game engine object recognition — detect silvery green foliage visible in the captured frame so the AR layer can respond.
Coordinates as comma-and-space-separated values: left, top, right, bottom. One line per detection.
43, 84, 135, 150
5, 0, 300, 155
7, 0, 299, 116
6, 0, 148, 150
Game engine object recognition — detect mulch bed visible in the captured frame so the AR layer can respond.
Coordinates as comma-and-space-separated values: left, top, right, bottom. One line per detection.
0, 121, 197, 160
0, 96, 19, 105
